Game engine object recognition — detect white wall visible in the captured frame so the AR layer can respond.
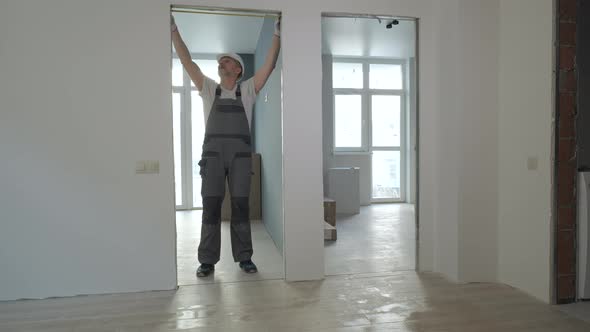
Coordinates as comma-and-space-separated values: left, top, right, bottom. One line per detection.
498, 0, 555, 303
456, 0, 499, 283
407, 58, 417, 204
0, 0, 557, 303
431, 0, 501, 282
0, 0, 177, 300
429, 0, 554, 300
432, 0, 460, 280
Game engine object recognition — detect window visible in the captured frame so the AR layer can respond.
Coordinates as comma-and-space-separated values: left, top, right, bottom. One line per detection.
372, 95, 401, 147
369, 64, 402, 90
172, 92, 182, 206
172, 55, 219, 209
372, 150, 401, 200
334, 95, 362, 148
172, 59, 184, 87
332, 58, 407, 202
333, 62, 363, 89
332, 59, 405, 153
190, 60, 219, 87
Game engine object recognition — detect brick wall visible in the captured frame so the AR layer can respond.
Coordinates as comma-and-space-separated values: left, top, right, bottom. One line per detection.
556, 0, 578, 304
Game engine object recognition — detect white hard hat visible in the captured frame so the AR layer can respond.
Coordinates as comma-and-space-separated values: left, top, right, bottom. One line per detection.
217, 53, 245, 79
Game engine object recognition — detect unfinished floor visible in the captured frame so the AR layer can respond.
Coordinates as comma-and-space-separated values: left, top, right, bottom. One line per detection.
177, 203, 415, 284
2, 270, 590, 331
2, 205, 589, 330
176, 212, 283, 286
325, 204, 416, 275
556, 301, 590, 324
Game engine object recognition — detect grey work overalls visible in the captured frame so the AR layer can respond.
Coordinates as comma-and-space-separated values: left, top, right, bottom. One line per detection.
197, 84, 253, 264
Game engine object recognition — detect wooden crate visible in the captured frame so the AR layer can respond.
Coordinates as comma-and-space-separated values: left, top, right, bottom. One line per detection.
324, 222, 337, 241
323, 197, 336, 227
323, 197, 336, 240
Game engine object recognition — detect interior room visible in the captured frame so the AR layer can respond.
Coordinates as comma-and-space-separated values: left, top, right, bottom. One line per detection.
2, 0, 590, 331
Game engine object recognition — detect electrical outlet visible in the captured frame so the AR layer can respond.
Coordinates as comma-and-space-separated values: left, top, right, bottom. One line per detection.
527, 157, 538, 171
135, 161, 146, 174
148, 161, 160, 173
136, 160, 159, 174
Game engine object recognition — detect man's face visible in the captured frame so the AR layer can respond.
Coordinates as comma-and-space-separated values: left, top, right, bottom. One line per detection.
218, 57, 242, 79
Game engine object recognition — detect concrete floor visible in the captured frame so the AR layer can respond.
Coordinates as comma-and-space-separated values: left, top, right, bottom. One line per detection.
176, 211, 283, 286
177, 204, 416, 284
2, 205, 589, 331
2, 271, 589, 331
556, 301, 590, 324
325, 203, 416, 275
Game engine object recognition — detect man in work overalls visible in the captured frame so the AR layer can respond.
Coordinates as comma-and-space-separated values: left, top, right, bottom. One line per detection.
171, 15, 281, 277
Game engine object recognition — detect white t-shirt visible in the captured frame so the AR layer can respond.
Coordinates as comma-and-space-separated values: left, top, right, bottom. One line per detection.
199, 76, 257, 128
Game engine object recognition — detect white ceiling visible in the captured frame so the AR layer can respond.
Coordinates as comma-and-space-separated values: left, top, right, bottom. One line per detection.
322, 17, 416, 58
173, 12, 264, 54
172, 12, 415, 59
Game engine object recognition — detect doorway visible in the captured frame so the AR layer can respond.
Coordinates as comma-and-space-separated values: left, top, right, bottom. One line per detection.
170, 5, 284, 285
321, 13, 418, 276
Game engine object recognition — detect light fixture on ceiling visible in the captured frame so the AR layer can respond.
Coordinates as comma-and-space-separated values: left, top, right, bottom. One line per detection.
386, 19, 399, 29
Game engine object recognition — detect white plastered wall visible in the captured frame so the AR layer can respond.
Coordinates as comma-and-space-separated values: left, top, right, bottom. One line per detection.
498, 0, 555, 303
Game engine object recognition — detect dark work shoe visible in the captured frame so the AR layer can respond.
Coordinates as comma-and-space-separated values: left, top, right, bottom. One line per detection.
196, 264, 214, 277
239, 260, 258, 273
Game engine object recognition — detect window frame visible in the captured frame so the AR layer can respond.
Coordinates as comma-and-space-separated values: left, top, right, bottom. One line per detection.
172, 53, 220, 210
332, 57, 407, 154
